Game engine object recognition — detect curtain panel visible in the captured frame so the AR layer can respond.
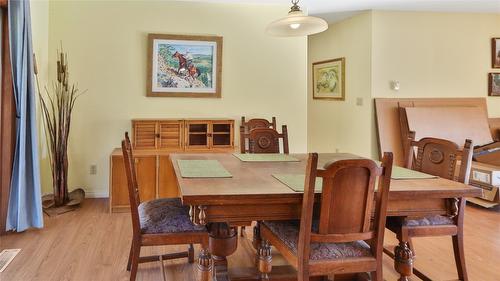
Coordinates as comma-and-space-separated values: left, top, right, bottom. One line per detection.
6, 0, 43, 232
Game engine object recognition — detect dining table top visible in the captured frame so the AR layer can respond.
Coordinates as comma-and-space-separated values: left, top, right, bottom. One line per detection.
170, 153, 482, 205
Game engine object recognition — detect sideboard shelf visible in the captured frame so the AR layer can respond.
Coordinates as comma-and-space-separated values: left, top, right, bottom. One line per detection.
110, 118, 235, 212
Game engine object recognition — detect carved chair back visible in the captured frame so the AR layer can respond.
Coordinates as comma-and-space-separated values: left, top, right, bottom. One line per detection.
122, 132, 142, 236
241, 116, 277, 131
404, 131, 473, 184
297, 153, 393, 271
240, 125, 289, 154
240, 117, 277, 152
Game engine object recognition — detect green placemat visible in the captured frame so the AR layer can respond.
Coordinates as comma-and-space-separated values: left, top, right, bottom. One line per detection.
391, 166, 438, 180
177, 160, 232, 178
273, 174, 323, 192
233, 153, 299, 162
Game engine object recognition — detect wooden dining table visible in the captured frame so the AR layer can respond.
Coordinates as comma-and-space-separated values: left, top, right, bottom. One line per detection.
170, 153, 482, 281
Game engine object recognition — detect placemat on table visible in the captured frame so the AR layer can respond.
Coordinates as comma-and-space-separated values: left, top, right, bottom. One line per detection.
233, 153, 299, 162
177, 160, 232, 178
391, 166, 438, 180
272, 174, 323, 192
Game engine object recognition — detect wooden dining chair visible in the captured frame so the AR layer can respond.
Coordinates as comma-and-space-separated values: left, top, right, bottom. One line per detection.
241, 116, 277, 130
240, 117, 277, 153
122, 132, 212, 281
257, 152, 394, 281
385, 131, 474, 281
240, 125, 289, 154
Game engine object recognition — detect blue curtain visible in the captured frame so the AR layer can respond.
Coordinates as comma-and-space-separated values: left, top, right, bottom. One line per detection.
6, 0, 43, 232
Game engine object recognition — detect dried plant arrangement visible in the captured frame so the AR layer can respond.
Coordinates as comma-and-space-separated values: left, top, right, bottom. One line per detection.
34, 46, 86, 214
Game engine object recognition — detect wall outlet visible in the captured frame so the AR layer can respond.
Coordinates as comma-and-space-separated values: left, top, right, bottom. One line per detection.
356, 97, 364, 106
90, 164, 97, 175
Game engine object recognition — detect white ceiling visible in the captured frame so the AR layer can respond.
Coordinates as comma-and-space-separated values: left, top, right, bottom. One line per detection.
184, 0, 500, 22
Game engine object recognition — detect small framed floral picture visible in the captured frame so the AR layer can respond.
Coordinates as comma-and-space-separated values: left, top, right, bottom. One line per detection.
493, 38, 500, 68
489, 73, 500, 96
312, 58, 345, 100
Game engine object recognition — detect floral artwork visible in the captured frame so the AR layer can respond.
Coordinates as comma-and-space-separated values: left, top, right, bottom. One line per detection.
312, 58, 345, 100
493, 38, 500, 68
489, 73, 500, 96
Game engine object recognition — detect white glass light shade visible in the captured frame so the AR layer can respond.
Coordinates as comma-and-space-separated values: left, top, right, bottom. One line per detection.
266, 11, 328, 37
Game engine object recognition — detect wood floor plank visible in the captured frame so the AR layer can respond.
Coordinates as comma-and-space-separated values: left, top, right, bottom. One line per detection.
0, 199, 498, 281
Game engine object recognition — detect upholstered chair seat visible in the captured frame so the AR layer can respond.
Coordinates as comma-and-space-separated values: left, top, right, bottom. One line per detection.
402, 215, 455, 227
263, 220, 372, 261
138, 198, 206, 234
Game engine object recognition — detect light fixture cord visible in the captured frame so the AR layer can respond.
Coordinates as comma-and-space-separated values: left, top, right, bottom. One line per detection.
289, 0, 301, 13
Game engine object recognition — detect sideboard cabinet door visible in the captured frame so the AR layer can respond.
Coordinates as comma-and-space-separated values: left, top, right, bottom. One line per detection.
158, 121, 183, 151
133, 121, 157, 150
110, 155, 129, 212
135, 156, 157, 202
158, 155, 179, 198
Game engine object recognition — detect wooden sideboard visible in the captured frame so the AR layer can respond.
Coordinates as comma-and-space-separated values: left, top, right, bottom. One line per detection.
110, 118, 235, 212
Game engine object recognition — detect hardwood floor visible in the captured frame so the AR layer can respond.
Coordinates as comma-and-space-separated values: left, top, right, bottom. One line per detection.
0, 199, 498, 281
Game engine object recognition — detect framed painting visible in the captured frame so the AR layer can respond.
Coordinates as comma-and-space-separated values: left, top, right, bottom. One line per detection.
492, 38, 500, 68
147, 34, 223, 98
312, 58, 345, 100
489, 73, 500, 96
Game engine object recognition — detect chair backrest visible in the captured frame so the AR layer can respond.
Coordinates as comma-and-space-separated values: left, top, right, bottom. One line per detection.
240, 117, 277, 152
121, 132, 141, 235
240, 125, 289, 154
241, 116, 277, 131
296, 153, 393, 270
404, 131, 473, 184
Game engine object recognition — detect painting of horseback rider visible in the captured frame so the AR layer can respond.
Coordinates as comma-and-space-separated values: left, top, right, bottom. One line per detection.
148, 33, 222, 97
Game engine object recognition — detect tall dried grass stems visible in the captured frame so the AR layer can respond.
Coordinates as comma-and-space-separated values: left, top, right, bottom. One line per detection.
34, 46, 86, 207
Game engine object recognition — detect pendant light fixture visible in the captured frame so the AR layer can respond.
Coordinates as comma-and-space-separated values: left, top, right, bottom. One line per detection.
266, 0, 328, 37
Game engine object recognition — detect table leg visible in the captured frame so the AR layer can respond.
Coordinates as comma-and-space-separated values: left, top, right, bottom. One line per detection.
394, 241, 414, 281
252, 221, 261, 250
209, 223, 238, 281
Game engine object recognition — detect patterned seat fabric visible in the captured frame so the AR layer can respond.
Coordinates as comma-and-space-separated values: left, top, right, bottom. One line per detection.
263, 220, 372, 261
403, 215, 455, 227
138, 198, 206, 234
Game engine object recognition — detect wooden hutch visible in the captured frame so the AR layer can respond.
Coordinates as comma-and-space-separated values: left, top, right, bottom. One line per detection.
109, 118, 235, 212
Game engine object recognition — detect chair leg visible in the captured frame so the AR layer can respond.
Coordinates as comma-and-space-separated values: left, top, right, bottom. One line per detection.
196, 247, 213, 281
258, 240, 272, 280
408, 237, 416, 258
188, 244, 195, 264
127, 240, 134, 271
129, 240, 141, 281
452, 233, 468, 281
371, 270, 383, 281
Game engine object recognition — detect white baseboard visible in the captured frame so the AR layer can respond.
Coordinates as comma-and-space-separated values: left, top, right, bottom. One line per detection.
42, 190, 109, 198
84, 191, 109, 198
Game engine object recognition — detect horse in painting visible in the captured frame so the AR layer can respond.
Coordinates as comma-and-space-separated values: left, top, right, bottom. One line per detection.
172, 51, 201, 78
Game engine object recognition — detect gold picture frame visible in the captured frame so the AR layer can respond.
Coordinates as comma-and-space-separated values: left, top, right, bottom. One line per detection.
489, 73, 500, 96
312, 57, 345, 100
492, 38, 500, 69
147, 33, 223, 98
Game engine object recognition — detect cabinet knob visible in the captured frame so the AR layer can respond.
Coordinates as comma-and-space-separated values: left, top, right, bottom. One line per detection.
156, 133, 160, 138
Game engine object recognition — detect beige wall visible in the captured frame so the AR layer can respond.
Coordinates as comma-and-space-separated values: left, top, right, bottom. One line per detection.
30, 0, 52, 193
44, 1, 307, 196
308, 12, 375, 157
372, 11, 500, 116
308, 11, 500, 158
